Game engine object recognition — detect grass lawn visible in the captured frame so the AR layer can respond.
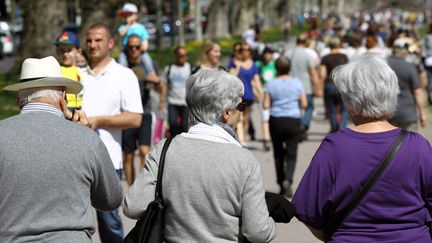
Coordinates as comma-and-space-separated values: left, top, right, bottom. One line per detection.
0, 74, 19, 119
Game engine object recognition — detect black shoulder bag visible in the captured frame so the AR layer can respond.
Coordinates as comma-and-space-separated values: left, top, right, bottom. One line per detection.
324, 130, 408, 242
124, 135, 176, 243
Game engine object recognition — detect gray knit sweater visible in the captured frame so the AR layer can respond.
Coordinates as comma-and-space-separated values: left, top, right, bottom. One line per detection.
123, 135, 276, 243
0, 112, 123, 243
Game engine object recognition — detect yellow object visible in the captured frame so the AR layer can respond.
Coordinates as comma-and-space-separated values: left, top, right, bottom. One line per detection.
61, 66, 83, 109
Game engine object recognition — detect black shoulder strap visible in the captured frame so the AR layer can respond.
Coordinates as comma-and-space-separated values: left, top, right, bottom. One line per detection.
154, 135, 176, 200
324, 129, 408, 240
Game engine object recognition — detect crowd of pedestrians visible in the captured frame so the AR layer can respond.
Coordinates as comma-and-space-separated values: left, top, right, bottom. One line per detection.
2, 2, 432, 242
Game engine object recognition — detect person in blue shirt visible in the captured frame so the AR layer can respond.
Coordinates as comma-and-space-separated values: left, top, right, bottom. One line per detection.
263, 56, 307, 198
117, 3, 152, 68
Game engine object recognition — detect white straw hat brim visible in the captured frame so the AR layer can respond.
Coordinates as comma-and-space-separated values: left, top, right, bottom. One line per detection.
3, 77, 82, 94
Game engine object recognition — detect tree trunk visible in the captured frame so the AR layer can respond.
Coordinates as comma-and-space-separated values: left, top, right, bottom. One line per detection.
178, 0, 185, 46
231, 0, 256, 36
10, 0, 67, 74
193, 0, 203, 42
206, 0, 230, 39
155, 0, 163, 51
78, 0, 120, 54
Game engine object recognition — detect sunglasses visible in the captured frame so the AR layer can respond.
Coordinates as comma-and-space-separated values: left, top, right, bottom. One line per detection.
236, 101, 247, 112
127, 45, 141, 50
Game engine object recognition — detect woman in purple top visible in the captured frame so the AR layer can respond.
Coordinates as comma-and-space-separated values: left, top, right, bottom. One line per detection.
292, 55, 432, 242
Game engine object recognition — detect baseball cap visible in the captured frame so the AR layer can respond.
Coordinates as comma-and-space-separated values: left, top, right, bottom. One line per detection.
119, 3, 138, 16
54, 31, 80, 48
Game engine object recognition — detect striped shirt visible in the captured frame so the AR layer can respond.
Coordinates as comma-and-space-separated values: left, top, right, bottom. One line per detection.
20, 103, 64, 118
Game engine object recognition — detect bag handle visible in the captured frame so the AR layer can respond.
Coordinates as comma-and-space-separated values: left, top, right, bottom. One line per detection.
155, 135, 176, 200
324, 129, 408, 240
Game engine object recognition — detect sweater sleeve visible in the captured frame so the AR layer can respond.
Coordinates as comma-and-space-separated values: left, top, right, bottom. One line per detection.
240, 157, 276, 242
90, 139, 123, 211
123, 140, 162, 219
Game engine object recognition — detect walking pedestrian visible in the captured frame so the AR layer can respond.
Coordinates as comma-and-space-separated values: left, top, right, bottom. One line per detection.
1, 56, 123, 242
263, 56, 307, 198
81, 23, 143, 243
124, 69, 277, 242
284, 34, 321, 141
256, 47, 277, 151
229, 42, 263, 146
320, 37, 349, 133
388, 38, 427, 130
161, 46, 192, 137
120, 34, 162, 185
293, 54, 432, 242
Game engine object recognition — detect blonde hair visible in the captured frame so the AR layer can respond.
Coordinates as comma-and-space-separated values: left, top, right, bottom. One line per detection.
197, 40, 220, 67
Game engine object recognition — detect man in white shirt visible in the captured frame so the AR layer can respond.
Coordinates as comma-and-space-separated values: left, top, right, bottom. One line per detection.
81, 23, 143, 243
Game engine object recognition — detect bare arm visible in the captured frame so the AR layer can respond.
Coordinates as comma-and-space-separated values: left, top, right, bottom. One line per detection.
252, 74, 263, 100
145, 71, 160, 84
319, 65, 327, 85
310, 66, 322, 97
88, 111, 142, 130
414, 87, 427, 127
299, 91, 308, 109
263, 92, 271, 109
141, 39, 149, 52
118, 26, 129, 37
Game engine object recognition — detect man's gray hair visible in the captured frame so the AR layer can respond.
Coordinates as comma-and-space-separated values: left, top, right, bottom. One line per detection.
18, 87, 63, 108
332, 55, 399, 117
186, 68, 244, 125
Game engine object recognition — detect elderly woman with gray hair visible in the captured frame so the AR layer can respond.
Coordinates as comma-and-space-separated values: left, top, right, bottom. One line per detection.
292, 55, 432, 242
123, 68, 277, 242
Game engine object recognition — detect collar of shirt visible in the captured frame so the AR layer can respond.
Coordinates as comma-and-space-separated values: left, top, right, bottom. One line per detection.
181, 122, 242, 147
85, 58, 116, 77
20, 103, 64, 118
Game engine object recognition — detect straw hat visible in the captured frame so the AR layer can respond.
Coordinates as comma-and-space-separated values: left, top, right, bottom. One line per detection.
3, 56, 82, 94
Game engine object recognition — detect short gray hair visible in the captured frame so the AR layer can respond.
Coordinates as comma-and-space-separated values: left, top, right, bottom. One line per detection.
186, 68, 244, 125
18, 87, 63, 107
332, 55, 399, 117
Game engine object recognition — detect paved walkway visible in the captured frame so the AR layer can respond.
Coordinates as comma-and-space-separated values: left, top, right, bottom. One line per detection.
92, 97, 432, 243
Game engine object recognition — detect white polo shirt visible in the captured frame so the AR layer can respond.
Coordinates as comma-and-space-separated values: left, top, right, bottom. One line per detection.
81, 59, 143, 169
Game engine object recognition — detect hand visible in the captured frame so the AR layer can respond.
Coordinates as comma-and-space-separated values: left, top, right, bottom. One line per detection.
314, 90, 323, 98
158, 100, 165, 112
71, 110, 93, 128
419, 112, 427, 127
126, 14, 137, 25
87, 116, 99, 130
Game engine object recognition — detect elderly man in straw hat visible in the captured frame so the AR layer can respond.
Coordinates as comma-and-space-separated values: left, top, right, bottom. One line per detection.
0, 56, 123, 242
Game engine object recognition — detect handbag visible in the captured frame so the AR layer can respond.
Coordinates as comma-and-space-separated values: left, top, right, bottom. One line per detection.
323, 130, 408, 241
124, 135, 176, 243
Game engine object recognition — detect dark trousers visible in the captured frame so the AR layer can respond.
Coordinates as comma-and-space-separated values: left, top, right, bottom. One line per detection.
168, 104, 189, 137
301, 94, 314, 129
269, 116, 301, 186
324, 83, 348, 133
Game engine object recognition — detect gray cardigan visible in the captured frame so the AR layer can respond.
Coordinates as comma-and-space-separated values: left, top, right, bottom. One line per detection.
123, 136, 276, 243
0, 112, 123, 243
